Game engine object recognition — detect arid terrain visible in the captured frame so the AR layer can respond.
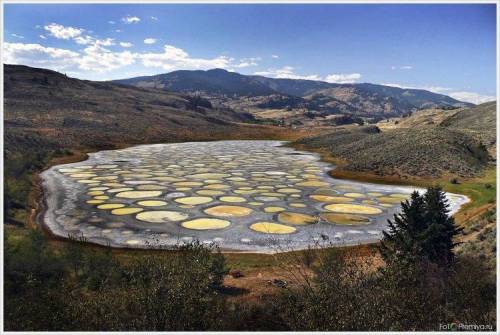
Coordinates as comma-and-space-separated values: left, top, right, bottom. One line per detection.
4, 64, 497, 331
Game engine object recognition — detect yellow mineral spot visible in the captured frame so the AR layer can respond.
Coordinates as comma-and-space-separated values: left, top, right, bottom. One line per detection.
89, 187, 109, 191
278, 212, 317, 225
107, 187, 134, 193
136, 185, 167, 190
309, 195, 354, 203
381, 203, 394, 208
367, 192, 384, 197
173, 181, 204, 187
174, 196, 213, 205
204, 205, 253, 217
176, 188, 192, 191
111, 207, 144, 215
344, 193, 366, 198
197, 190, 225, 196
77, 180, 101, 184
377, 197, 404, 204
290, 203, 307, 208
187, 173, 230, 179
260, 192, 286, 197
234, 189, 258, 194
86, 199, 105, 204
97, 203, 125, 210
93, 175, 119, 181
204, 184, 230, 190
324, 204, 383, 215
250, 222, 296, 234
137, 200, 168, 207
362, 200, 377, 205
70, 173, 97, 178
136, 211, 189, 223
87, 191, 104, 196
94, 195, 110, 200
389, 193, 410, 199
182, 218, 231, 230
116, 191, 163, 199
219, 196, 246, 203
320, 213, 370, 225
96, 164, 118, 168
248, 202, 263, 206
126, 240, 140, 245
296, 180, 329, 187
264, 206, 285, 213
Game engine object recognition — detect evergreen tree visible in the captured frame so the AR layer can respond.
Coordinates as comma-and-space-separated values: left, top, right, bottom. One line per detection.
380, 187, 462, 267
380, 191, 426, 263
420, 187, 463, 266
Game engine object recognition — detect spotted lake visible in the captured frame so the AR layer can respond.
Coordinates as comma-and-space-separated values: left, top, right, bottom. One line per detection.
40, 140, 469, 252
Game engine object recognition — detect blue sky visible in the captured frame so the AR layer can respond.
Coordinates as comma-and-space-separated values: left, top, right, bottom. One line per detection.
3, 3, 497, 103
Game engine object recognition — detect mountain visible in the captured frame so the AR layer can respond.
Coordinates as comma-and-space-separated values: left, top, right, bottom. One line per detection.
114, 68, 473, 120
115, 68, 278, 97
4, 64, 305, 157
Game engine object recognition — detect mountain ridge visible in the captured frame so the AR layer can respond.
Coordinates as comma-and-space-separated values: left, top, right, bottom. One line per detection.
114, 68, 473, 120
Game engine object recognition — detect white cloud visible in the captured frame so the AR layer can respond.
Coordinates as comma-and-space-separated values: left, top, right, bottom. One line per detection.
382, 83, 495, 104
143, 38, 157, 45
3, 42, 80, 71
39, 35, 47, 40
11, 33, 24, 39
96, 38, 115, 46
254, 67, 361, 83
151, 16, 158, 21
74, 35, 94, 45
140, 44, 231, 71
448, 92, 496, 105
122, 16, 140, 24
44, 23, 84, 40
254, 66, 321, 81
325, 73, 361, 84
271, 54, 279, 59
78, 44, 136, 72
234, 57, 261, 68
120, 42, 133, 48
108, 20, 116, 24
114, 29, 123, 33
391, 65, 413, 70
3, 42, 135, 74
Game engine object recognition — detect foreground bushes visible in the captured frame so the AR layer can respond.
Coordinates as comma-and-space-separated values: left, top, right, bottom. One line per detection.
274, 247, 496, 331
4, 223, 496, 331
4, 231, 228, 331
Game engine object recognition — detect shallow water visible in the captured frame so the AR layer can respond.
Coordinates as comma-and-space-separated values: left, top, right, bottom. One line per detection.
41, 140, 469, 252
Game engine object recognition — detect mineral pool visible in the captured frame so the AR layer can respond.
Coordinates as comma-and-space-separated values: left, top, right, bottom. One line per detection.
40, 140, 469, 252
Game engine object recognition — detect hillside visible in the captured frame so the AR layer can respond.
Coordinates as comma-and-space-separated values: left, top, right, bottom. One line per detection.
295, 111, 494, 179
114, 68, 473, 121
4, 64, 308, 155
441, 101, 497, 156
376, 102, 497, 157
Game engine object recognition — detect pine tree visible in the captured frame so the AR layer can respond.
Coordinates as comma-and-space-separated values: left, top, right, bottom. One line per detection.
380, 187, 462, 267
420, 187, 463, 266
380, 191, 426, 263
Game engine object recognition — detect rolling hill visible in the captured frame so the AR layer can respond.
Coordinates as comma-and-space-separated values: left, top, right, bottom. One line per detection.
114, 68, 473, 120
295, 102, 496, 178
4, 64, 306, 155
